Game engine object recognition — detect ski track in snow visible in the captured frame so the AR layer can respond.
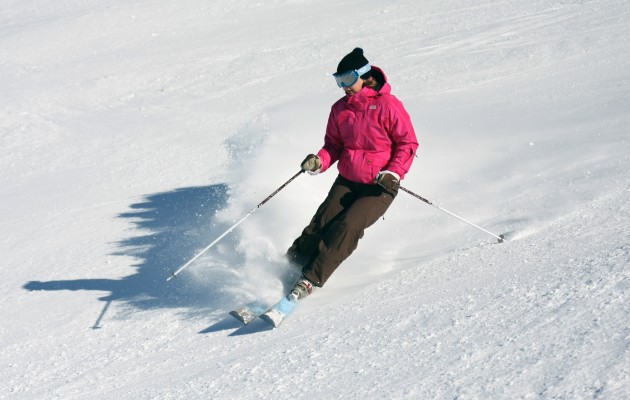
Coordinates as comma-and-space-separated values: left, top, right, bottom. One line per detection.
1, 0, 629, 399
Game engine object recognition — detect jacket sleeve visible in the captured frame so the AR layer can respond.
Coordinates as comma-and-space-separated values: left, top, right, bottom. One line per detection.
385, 98, 419, 180
316, 107, 343, 173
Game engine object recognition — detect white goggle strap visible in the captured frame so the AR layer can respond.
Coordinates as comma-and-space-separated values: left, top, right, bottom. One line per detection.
355, 63, 371, 76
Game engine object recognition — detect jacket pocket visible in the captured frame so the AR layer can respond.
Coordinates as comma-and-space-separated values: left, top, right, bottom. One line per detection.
366, 152, 390, 180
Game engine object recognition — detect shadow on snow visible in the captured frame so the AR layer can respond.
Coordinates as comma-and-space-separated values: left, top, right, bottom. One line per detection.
23, 184, 249, 327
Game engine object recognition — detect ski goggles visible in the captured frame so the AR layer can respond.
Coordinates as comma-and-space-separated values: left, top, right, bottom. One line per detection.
333, 63, 371, 88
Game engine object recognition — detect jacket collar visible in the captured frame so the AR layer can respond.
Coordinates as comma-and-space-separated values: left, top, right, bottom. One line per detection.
346, 65, 390, 103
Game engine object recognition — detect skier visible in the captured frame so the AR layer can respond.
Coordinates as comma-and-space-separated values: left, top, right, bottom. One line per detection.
286, 48, 419, 300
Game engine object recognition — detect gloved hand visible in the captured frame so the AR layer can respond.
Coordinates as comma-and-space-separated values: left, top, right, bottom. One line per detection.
301, 154, 322, 174
376, 170, 400, 194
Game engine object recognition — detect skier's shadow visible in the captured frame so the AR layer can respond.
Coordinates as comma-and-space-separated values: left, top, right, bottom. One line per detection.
199, 317, 274, 335
23, 184, 247, 328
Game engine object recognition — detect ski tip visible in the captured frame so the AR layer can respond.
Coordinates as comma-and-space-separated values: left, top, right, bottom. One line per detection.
228, 310, 247, 324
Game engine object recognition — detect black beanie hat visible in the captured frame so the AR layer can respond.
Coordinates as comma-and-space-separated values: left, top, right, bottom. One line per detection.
336, 48, 370, 74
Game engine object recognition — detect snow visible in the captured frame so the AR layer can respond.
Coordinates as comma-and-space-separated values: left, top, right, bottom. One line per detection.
1, 0, 629, 398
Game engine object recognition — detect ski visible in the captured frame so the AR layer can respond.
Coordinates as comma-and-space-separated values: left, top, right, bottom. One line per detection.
229, 299, 270, 325
259, 295, 299, 328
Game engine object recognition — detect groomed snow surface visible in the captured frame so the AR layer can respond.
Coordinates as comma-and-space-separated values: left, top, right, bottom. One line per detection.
1, 0, 629, 398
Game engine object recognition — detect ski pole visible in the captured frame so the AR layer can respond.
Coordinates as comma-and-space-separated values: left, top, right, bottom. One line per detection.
399, 186, 505, 243
167, 170, 304, 281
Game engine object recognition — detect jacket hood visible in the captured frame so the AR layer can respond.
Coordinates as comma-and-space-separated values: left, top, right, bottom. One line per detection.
370, 66, 388, 88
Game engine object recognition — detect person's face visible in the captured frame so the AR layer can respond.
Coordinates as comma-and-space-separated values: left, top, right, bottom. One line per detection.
343, 78, 364, 96
364, 76, 380, 91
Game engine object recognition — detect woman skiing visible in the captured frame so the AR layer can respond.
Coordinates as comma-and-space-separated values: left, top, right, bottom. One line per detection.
286, 48, 419, 300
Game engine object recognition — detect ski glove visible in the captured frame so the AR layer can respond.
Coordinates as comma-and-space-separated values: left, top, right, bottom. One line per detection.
301, 154, 322, 175
376, 170, 400, 195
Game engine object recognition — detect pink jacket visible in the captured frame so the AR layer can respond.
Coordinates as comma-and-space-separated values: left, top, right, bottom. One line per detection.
317, 66, 418, 184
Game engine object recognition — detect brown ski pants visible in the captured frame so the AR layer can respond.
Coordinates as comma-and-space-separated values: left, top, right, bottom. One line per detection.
287, 175, 397, 286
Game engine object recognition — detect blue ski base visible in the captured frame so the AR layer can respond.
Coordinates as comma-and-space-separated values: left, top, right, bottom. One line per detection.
259, 296, 298, 328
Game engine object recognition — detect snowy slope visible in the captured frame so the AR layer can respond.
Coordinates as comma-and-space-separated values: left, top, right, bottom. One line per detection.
1, 0, 629, 398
